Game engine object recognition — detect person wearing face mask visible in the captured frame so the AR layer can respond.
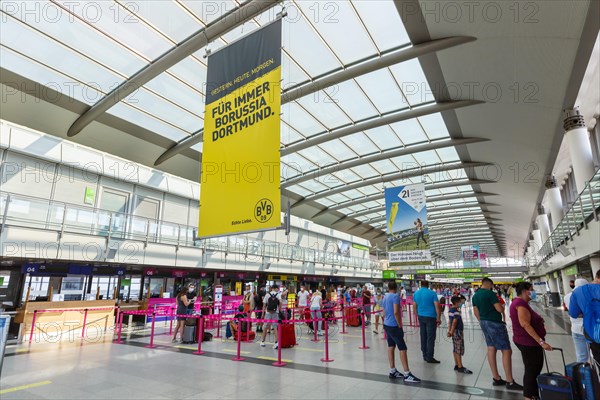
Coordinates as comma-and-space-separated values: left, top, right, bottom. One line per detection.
186, 284, 198, 315
510, 282, 552, 400
373, 288, 384, 334
172, 286, 191, 343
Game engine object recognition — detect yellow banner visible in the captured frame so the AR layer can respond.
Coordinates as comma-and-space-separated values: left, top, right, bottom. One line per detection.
199, 21, 281, 237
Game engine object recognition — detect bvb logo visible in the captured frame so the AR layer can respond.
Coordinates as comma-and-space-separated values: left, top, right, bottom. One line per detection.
254, 198, 274, 223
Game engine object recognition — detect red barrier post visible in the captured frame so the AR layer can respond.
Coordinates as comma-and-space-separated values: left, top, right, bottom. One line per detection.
312, 310, 319, 342
28, 310, 38, 343
116, 311, 124, 343
272, 321, 286, 367
81, 308, 89, 339
145, 312, 157, 348
115, 306, 120, 338
320, 318, 333, 363
194, 317, 205, 355
359, 310, 369, 350
340, 306, 347, 334
169, 307, 174, 335
232, 317, 245, 361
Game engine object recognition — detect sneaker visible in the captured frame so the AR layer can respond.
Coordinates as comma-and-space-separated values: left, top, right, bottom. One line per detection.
317, 331, 324, 336
425, 358, 441, 364
171, 338, 177, 343
456, 367, 473, 374
273, 342, 278, 350
506, 381, 523, 391
403, 372, 421, 383
389, 370, 403, 379
492, 378, 507, 386
453, 365, 458, 371
373, 330, 379, 334
260, 341, 266, 347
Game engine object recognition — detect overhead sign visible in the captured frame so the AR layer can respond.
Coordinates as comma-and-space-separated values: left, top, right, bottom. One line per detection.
199, 20, 282, 237
415, 268, 482, 274
564, 265, 577, 275
461, 245, 480, 268
385, 183, 431, 267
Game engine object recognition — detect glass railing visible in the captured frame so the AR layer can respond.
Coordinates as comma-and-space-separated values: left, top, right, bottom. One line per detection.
536, 168, 600, 263
0, 191, 380, 271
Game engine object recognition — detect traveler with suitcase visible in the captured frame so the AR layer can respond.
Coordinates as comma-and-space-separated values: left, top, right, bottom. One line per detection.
172, 286, 192, 343
509, 282, 553, 400
309, 289, 324, 336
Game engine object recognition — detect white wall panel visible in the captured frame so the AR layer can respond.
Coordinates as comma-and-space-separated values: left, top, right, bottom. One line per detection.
143, 243, 177, 266
1, 152, 55, 199
138, 165, 169, 192
57, 233, 106, 262
0, 121, 10, 149
9, 125, 62, 162
54, 165, 98, 207
1, 227, 59, 259
175, 246, 204, 268
61, 141, 103, 171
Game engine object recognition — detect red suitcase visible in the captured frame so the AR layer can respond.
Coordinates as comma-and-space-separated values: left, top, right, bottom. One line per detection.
279, 323, 296, 348
345, 307, 361, 327
234, 330, 256, 341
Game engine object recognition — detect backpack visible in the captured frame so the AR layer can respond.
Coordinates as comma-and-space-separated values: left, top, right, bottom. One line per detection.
266, 293, 279, 312
583, 285, 600, 343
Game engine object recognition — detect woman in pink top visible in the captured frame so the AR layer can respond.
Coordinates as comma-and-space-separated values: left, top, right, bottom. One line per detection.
509, 282, 553, 400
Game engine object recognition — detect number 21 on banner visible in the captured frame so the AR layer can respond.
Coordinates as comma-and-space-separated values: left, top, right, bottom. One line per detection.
401, 189, 410, 198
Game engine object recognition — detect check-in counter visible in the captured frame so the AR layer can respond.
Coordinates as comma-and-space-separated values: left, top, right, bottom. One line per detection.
15, 300, 116, 342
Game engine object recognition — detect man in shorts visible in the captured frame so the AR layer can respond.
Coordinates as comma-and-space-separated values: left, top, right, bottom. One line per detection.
473, 278, 522, 391
260, 284, 281, 349
382, 281, 421, 383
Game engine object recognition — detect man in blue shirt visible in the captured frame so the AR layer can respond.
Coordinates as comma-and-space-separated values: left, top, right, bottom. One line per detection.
382, 281, 421, 383
568, 269, 600, 365
413, 280, 441, 363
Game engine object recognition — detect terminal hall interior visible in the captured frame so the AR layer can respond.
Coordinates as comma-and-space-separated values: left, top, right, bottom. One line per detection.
0, 1, 599, 400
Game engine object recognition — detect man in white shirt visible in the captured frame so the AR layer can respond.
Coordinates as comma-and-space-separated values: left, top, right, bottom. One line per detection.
297, 285, 310, 319
564, 278, 589, 362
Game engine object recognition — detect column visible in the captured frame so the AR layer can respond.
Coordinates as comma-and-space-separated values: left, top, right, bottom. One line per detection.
591, 256, 600, 279
564, 108, 595, 193
547, 276, 558, 292
536, 205, 551, 244
532, 230, 543, 251
560, 268, 574, 295
545, 176, 564, 230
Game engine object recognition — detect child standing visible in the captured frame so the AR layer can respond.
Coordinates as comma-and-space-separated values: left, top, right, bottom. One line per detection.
447, 296, 472, 374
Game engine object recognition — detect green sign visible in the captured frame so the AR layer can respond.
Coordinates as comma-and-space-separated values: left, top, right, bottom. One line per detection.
0, 277, 4, 286
382, 270, 397, 279
464, 278, 474, 283
414, 268, 481, 274
553, 271, 558, 278
84, 187, 96, 205
200, 279, 208, 287
564, 265, 577, 276
120, 278, 131, 287
352, 243, 370, 251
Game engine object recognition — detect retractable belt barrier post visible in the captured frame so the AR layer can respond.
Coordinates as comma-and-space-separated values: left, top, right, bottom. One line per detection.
340, 305, 347, 334
273, 320, 286, 367
145, 312, 157, 348
116, 311, 124, 343
312, 310, 319, 342
81, 308, 89, 339
320, 318, 333, 363
232, 317, 245, 362
193, 317, 205, 356
115, 306, 120, 337
28, 310, 38, 343
215, 314, 222, 339
169, 307, 174, 335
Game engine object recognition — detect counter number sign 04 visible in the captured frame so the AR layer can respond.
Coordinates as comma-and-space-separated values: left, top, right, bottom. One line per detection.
254, 198, 274, 223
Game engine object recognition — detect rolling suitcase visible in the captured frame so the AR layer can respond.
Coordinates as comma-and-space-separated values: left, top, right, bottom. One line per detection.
538, 347, 577, 400
345, 307, 360, 327
279, 323, 296, 348
182, 324, 196, 344
566, 347, 600, 400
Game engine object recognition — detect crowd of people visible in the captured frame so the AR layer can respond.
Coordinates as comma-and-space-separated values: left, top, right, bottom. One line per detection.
168, 274, 599, 400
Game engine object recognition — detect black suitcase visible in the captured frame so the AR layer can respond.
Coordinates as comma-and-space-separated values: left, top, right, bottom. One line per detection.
538, 347, 577, 400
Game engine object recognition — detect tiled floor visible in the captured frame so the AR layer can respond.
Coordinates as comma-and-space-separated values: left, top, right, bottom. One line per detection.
1, 302, 579, 399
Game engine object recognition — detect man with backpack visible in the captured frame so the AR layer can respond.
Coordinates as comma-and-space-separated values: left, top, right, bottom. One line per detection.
260, 284, 281, 349
568, 269, 600, 365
